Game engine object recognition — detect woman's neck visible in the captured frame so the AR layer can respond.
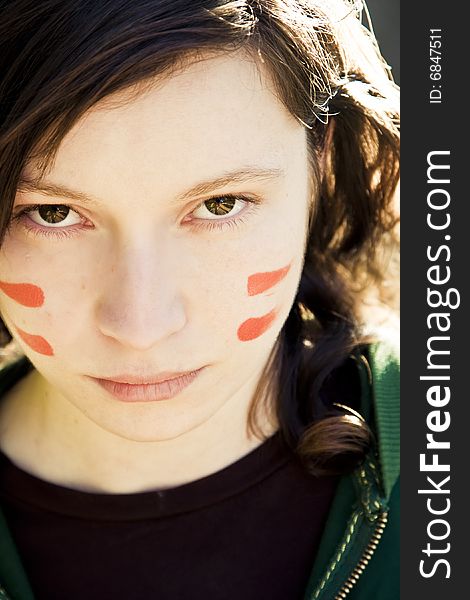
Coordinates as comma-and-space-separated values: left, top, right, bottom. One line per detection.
0, 368, 277, 493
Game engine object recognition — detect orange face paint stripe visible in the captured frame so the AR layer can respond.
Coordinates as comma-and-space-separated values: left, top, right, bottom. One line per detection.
247, 264, 291, 296
237, 308, 277, 342
0, 281, 44, 307
16, 327, 54, 356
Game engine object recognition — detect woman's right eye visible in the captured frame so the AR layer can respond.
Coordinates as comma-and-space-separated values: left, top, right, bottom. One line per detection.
9, 203, 91, 240
25, 204, 82, 228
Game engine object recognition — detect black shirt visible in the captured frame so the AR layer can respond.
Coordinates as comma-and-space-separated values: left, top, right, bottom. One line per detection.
0, 357, 359, 599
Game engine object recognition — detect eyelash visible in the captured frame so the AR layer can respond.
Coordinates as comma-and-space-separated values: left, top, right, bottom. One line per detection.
9, 205, 86, 240
9, 194, 262, 240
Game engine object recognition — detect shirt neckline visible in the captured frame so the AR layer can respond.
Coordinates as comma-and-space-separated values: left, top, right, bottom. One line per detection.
0, 432, 292, 521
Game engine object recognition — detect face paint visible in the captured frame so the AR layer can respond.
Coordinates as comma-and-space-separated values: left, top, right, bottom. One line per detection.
0, 281, 44, 308
15, 326, 54, 356
237, 308, 277, 342
247, 263, 291, 296
238, 263, 291, 341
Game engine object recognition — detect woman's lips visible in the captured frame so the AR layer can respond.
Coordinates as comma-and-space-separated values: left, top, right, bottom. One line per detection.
91, 368, 204, 402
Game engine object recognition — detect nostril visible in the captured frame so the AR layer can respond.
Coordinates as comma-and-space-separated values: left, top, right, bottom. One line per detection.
95, 295, 187, 351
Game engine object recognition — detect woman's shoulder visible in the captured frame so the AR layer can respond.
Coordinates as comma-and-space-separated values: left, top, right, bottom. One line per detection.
363, 333, 400, 500
304, 335, 399, 600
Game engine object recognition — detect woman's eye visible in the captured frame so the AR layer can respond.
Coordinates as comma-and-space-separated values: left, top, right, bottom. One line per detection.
27, 205, 82, 228
191, 196, 245, 220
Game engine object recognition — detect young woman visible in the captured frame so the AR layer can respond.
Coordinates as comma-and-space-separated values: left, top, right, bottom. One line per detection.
0, 1, 399, 598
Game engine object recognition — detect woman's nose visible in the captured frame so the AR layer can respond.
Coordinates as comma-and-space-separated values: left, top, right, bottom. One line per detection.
94, 241, 187, 351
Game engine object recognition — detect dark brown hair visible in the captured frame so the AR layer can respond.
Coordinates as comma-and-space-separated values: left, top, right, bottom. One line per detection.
0, 0, 399, 474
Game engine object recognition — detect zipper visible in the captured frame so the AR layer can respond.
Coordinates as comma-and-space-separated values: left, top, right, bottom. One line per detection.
307, 346, 397, 599
308, 454, 389, 600
333, 510, 389, 599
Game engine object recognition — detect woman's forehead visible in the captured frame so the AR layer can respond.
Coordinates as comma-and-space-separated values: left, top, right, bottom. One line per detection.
22, 52, 307, 201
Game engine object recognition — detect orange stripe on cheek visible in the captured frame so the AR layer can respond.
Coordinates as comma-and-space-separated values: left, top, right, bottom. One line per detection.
237, 308, 277, 342
16, 327, 54, 356
0, 281, 44, 307
247, 264, 291, 296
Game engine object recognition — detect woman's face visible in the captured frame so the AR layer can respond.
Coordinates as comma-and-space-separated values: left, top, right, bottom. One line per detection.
0, 52, 312, 441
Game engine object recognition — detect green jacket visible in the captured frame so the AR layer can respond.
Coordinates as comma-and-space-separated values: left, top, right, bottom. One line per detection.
0, 341, 399, 600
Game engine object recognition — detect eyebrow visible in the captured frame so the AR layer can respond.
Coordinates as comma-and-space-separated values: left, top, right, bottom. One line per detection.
17, 167, 285, 204
17, 179, 97, 204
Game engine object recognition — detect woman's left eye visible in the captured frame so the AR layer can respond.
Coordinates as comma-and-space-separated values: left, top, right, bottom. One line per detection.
190, 195, 247, 221
182, 194, 262, 232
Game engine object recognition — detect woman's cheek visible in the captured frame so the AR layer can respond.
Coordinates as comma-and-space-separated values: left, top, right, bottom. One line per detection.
236, 261, 292, 342
237, 308, 278, 342
0, 236, 77, 357
0, 281, 45, 307
0, 277, 55, 356
0, 272, 85, 359
15, 326, 54, 356
1, 233, 103, 359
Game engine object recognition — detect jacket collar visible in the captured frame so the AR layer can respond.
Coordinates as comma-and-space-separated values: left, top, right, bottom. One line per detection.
304, 340, 399, 599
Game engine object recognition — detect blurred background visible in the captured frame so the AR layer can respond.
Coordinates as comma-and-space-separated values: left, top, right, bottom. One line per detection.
366, 0, 400, 84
